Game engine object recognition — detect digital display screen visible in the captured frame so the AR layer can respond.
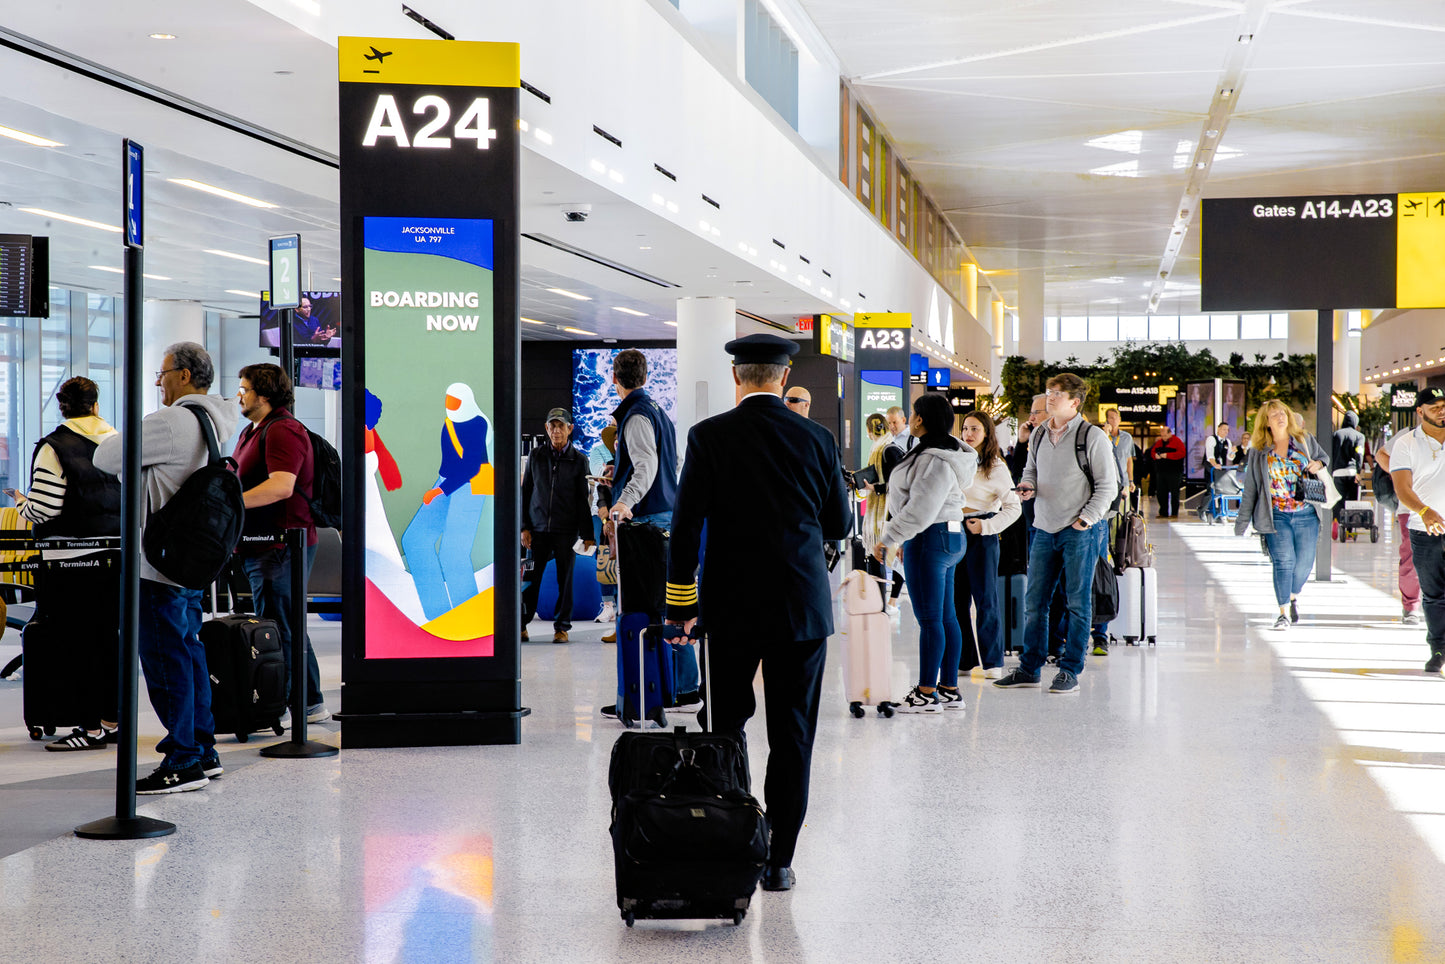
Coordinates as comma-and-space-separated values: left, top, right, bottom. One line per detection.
859, 369, 905, 433
926, 367, 951, 388
296, 356, 342, 391
910, 353, 928, 377
0, 234, 33, 317
261, 290, 341, 353
814, 314, 854, 363
362, 216, 496, 661
269, 235, 301, 309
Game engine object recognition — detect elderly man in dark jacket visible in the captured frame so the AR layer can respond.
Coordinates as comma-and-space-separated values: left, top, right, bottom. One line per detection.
521, 408, 595, 643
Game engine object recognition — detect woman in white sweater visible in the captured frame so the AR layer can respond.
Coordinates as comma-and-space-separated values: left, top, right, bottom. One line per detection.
954, 411, 1022, 678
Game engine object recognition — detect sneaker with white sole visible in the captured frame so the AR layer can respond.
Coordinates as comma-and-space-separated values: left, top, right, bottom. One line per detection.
982, 666, 1004, 680
45, 728, 110, 752
1272, 615, 1289, 630
201, 754, 224, 778
935, 686, 966, 710
993, 669, 1041, 688
599, 601, 616, 623
897, 686, 941, 713
1048, 670, 1080, 695
307, 703, 331, 724
136, 762, 209, 795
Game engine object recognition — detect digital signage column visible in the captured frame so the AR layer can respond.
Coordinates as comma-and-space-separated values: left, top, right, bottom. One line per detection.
338, 37, 522, 748
852, 312, 912, 467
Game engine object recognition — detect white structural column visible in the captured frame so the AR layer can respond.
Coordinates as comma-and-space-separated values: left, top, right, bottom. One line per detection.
1287, 310, 1315, 358
1016, 250, 1045, 362
1333, 311, 1360, 395
674, 296, 737, 448
142, 300, 206, 416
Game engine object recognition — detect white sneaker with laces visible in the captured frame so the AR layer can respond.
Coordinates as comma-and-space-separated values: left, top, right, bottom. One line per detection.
982, 666, 1004, 680
599, 601, 616, 623
897, 686, 941, 713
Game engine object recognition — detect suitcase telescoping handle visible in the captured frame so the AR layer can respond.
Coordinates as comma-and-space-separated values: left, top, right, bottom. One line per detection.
656, 623, 711, 733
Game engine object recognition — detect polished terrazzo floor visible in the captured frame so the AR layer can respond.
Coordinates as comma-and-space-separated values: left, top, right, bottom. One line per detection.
2, 507, 1444, 963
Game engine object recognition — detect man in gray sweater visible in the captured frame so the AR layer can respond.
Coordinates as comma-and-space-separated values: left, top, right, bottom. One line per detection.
94, 342, 240, 794
994, 372, 1118, 695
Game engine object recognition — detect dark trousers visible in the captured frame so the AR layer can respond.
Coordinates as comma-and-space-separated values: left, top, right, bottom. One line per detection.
520, 531, 578, 632
1409, 529, 1445, 655
707, 633, 826, 869
1154, 462, 1183, 517
243, 544, 322, 707
955, 530, 1003, 670
1332, 475, 1360, 521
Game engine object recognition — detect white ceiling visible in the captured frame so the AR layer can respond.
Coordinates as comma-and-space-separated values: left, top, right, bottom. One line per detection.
803, 0, 1445, 316
3, 0, 1441, 339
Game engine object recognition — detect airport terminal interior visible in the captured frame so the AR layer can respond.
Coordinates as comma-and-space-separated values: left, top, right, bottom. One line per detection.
3, 1, 1445, 961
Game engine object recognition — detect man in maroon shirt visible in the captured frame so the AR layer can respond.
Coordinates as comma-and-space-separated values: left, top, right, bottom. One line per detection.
234, 363, 326, 724
1149, 424, 1187, 519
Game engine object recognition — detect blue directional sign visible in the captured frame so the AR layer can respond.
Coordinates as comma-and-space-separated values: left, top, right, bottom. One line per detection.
123, 140, 143, 249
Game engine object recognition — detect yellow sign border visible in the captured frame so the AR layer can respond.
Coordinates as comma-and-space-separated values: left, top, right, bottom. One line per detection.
339, 37, 520, 87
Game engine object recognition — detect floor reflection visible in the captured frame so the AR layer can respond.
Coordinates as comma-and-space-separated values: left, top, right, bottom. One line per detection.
365, 834, 493, 964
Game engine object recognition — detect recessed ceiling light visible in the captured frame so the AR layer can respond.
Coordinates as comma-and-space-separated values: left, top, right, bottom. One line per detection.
663, 321, 678, 327
205, 248, 268, 266
88, 265, 171, 281
612, 306, 647, 317
0, 124, 63, 148
20, 207, 119, 232
520, 317, 546, 324
225, 289, 261, 299
149, 33, 176, 40
639, 245, 652, 250
546, 287, 591, 301
534, 128, 553, 145
563, 326, 597, 336
589, 159, 607, 174
169, 178, 276, 208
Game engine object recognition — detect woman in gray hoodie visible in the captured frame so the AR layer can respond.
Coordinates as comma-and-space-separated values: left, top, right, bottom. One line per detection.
873, 393, 977, 712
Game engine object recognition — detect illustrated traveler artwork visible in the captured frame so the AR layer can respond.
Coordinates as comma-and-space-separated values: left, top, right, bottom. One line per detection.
362, 216, 497, 658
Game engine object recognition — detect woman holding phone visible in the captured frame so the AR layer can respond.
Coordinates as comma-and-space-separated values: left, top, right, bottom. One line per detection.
954, 410, 1021, 678
873, 393, 977, 712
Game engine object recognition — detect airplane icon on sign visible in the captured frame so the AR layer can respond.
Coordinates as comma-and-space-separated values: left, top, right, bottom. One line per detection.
1403, 198, 1422, 212
365, 46, 393, 62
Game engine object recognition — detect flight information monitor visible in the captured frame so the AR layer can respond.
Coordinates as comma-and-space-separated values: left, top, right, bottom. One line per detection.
0, 234, 33, 317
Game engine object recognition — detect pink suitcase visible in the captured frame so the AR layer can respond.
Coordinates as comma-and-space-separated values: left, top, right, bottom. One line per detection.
838, 570, 898, 718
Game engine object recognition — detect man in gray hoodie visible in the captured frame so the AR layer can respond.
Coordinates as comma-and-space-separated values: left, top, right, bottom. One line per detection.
995, 372, 1118, 695
94, 341, 241, 794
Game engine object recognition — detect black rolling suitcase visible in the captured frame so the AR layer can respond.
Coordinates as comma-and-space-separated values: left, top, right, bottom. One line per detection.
201, 614, 286, 742
609, 627, 768, 927
21, 538, 121, 741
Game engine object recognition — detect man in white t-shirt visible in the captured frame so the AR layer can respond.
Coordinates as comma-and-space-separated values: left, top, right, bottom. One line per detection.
1390, 387, 1445, 671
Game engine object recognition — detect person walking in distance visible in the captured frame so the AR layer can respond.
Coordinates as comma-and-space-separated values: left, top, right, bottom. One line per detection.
665, 334, 851, 892
1234, 400, 1328, 630
519, 408, 595, 643
1149, 425, 1186, 518
994, 373, 1117, 696
1389, 388, 1445, 671
1377, 435, 1423, 624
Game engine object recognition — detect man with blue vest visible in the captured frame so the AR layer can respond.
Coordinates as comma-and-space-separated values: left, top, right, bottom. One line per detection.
601, 349, 698, 713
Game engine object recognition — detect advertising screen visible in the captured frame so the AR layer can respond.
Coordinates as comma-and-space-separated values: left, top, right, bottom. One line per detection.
261, 290, 342, 353
859, 369, 905, 432
571, 349, 677, 458
362, 216, 496, 660
926, 367, 951, 388
296, 356, 342, 391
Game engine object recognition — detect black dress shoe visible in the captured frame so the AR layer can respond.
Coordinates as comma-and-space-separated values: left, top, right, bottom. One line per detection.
761, 866, 795, 891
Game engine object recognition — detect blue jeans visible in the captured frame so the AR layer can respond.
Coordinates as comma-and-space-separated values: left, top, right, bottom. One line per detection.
137, 579, 212, 770
902, 523, 967, 688
402, 489, 487, 621
1264, 506, 1320, 606
243, 543, 322, 707
1021, 524, 1098, 677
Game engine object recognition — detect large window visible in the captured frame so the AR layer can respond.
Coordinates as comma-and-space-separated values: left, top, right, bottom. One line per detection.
856, 107, 875, 210
895, 164, 911, 247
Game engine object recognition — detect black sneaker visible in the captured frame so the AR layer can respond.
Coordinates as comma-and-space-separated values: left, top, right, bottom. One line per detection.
1289, 599, 1299, 624
101, 726, 121, 745
1091, 641, 1108, 657
993, 669, 1041, 688
201, 754, 224, 779
935, 686, 965, 710
1427, 652, 1444, 675
1272, 615, 1289, 630
136, 762, 209, 795
673, 690, 702, 707
897, 686, 941, 713
1048, 670, 1080, 694
45, 728, 110, 752
600, 704, 621, 720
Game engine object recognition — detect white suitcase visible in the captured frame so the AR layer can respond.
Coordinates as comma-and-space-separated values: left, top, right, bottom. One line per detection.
1114, 566, 1158, 646
838, 570, 898, 717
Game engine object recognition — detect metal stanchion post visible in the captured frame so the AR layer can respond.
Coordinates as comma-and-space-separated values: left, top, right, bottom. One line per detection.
261, 527, 337, 759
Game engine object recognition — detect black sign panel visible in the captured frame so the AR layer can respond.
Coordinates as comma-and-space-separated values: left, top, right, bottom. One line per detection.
1201, 195, 1397, 310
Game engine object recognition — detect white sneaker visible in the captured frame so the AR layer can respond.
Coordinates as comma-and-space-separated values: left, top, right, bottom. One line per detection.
885, 604, 901, 617
982, 666, 1004, 680
598, 601, 616, 623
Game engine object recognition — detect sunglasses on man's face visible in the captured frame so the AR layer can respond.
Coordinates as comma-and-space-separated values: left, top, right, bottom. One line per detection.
784, 397, 807, 405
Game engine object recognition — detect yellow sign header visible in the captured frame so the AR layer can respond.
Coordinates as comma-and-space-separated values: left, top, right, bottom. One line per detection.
339, 37, 520, 87
1398, 192, 1445, 309
854, 312, 911, 329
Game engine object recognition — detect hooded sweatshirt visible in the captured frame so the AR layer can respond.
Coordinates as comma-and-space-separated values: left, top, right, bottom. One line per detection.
1331, 411, 1365, 474
93, 393, 242, 587
880, 440, 978, 546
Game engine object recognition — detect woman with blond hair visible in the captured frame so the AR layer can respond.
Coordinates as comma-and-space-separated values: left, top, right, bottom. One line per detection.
1235, 400, 1328, 630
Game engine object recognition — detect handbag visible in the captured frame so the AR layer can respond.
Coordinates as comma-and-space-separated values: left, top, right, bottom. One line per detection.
1296, 469, 1341, 509
596, 543, 616, 585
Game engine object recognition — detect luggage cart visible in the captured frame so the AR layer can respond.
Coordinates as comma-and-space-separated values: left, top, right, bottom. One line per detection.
1201, 465, 1242, 525
1337, 500, 1378, 542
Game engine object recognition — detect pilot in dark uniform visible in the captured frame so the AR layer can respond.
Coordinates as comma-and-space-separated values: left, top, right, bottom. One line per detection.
665, 333, 851, 893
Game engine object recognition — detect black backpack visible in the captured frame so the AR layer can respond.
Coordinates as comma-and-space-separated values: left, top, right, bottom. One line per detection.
1029, 421, 1122, 517
258, 413, 343, 531
143, 404, 245, 589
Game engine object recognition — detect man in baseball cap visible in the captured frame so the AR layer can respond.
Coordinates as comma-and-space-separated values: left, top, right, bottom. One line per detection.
520, 406, 594, 643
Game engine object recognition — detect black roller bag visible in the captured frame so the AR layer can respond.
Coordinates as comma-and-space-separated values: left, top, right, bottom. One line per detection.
201, 608, 286, 743
608, 627, 769, 927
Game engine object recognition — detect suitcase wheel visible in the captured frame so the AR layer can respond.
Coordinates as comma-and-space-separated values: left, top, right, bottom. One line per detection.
623, 912, 635, 928
236, 732, 249, 744
1371, 526, 1380, 543
849, 701, 865, 719
44, 726, 54, 736
1147, 637, 1156, 646
273, 723, 285, 736
733, 911, 745, 926
878, 703, 896, 719
28, 726, 43, 741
